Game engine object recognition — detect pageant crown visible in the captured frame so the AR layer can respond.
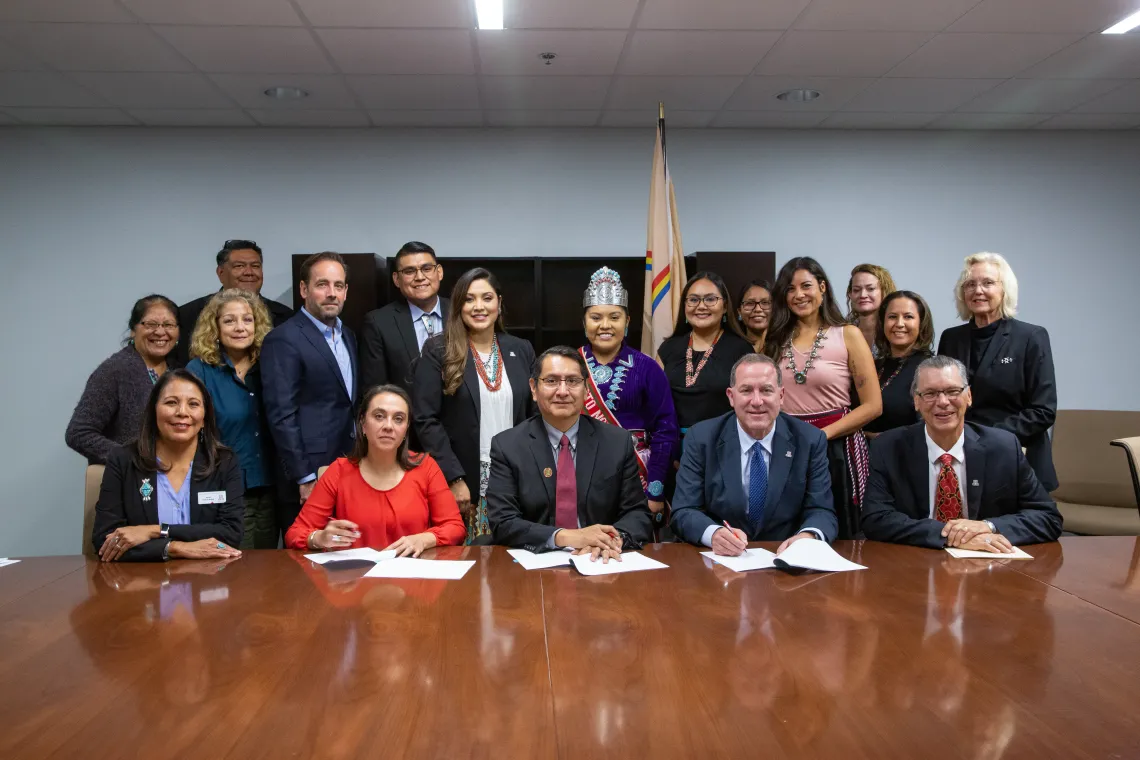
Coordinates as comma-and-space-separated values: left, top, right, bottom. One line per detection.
583, 266, 629, 308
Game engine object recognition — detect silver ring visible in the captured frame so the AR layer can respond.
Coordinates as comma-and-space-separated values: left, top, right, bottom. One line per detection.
984, 537, 992, 544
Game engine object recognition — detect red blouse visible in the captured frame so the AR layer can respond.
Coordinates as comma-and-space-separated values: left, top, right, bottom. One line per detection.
285, 455, 466, 551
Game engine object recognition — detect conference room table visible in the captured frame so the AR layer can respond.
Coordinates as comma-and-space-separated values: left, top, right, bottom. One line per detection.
2, 538, 1139, 759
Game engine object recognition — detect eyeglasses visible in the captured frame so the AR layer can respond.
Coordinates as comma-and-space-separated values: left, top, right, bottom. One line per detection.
963, 279, 999, 292
740, 299, 771, 312
685, 295, 723, 308
538, 376, 585, 389
398, 264, 440, 279
140, 321, 178, 332
227, 261, 262, 272
916, 386, 967, 403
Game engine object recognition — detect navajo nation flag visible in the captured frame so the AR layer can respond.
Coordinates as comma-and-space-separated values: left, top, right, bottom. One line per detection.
641, 105, 687, 358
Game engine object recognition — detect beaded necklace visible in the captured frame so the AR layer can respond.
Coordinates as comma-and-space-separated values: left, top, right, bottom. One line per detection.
470, 336, 502, 392
783, 327, 828, 385
685, 330, 722, 388
878, 353, 911, 391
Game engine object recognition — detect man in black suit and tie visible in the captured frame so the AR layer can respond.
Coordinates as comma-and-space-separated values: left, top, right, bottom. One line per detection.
358, 241, 449, 394
671, 353, 838, 556
486, 346, 653, 559
862, 355, 1062, 552
261, 252, 358, 528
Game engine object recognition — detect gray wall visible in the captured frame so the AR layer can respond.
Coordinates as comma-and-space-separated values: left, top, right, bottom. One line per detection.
2, 126, 1138, 557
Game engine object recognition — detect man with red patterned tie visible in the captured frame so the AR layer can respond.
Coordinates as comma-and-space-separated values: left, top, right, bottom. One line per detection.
486, 346, 654, 560
862, 355, 1061, 551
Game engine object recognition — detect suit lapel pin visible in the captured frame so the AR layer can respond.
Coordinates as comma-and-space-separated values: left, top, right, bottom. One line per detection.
785, 450, 792, 458
971, 479, 979, 487
543, 467, 552, 478
139, 478, 154, 502
510, 351, 516, 357
1000, 357, 1013, 364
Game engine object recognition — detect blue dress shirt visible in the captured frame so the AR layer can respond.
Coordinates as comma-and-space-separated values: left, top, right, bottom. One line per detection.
186, 357, 271, 489
408, 299, 443, 353
157, 462, 192, 526
300, 306, 354, 399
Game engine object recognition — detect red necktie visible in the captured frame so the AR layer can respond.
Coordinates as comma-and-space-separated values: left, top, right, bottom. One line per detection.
555, 435, 577, 530
934, 453, 963, 522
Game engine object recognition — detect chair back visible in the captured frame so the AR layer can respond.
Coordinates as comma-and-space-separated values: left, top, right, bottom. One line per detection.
83, 465, 105, 557
1052, 411, 1140, 508
317, 465, 328, 480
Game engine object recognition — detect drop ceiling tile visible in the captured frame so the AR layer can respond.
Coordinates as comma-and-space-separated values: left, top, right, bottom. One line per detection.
887, 33, 1082, 78
1074, 81, 1140, 113
120, 0, 303, 25
960, 78, 1127, 113
621, 31, 781, 76
476, 30, 626, 76
480, 75, 610, 109
248, 108, 369, 126
368, 109, 484, 126
711, 111, 828, 127
1021, 35, 1140, 78
317, 29, 473, 74
639, 0, 812, 30
600, 109, 718, 127
508, 0, 640, 29
71, 72, 233, 108
153, 26, 333, 74
1035, 113, 1140, 128
819, 111, 938, 128
949, 0, 1139, 34
292, 0, 472, 28
607, 75, 744, 110
844, 77, 1003, 112
727, 76, 874, 110
0, 71, 106, 107
211, 73, 357, 108
795, 0, 981, 32
927, 112, 1050, 129
0, 22, 192, 72
129, 108, 256, 125
486, 110, 600, 126
0, 38, 41, 71
3, 106, 136, 124
0, 0, 133, 23
347, 74, 480, 109
757, 31, 932, 77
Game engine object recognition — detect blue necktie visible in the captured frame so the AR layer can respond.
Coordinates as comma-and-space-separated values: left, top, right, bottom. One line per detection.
747, 442, 768, 531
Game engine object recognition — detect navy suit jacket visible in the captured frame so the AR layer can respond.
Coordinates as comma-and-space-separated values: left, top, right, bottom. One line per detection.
861, 422, 1063, 548
670, 412, 838, 544
260, 310, 358, 483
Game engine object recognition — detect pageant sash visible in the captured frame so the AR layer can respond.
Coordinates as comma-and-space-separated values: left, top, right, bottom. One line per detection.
580, 347, 651, 492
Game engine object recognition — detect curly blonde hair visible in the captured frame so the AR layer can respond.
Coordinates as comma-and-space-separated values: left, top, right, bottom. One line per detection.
953, 252, 1018, 322
189, 288, 273, 365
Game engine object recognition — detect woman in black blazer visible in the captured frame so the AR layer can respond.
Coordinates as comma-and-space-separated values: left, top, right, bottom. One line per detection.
412, 268, 536, 544
92, 369, 244, 561
937, 252, 1058, 491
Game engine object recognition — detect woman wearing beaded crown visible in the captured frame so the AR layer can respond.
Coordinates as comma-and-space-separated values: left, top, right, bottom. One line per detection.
764, 257, 881, 539
579, 267, 679, 522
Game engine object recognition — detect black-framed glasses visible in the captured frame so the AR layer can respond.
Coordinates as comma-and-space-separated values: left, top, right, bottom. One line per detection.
538, 376, 585, 389
740, 299, 771, 311
916, 386, 967, 403
685, 295, 722, 308
398, 264, 440, 279
140, 321, 178, 332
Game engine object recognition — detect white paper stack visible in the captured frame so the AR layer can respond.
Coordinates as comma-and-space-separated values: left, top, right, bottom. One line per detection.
945, 546, 1033, 560
507, 549, 573, 570
569, 551, 669, 576
700, 547, 777, 572
0, 558, 20, 569
701, 540, 866, 574
303, 548, 396, 565
363, 557, 476, 580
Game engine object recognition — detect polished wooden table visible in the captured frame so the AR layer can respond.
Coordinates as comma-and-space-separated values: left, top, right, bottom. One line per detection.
2, 538, 1139, 759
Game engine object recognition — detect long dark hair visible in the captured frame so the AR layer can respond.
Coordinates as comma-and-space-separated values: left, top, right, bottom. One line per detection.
875, 290, 935, 358
132, 369, 226, 478
669, 271, 745, 338
735, 278, 772, 339
349, 384, 423, 471
124, 294, 178, 347
441, 267, 506, 396
763, 257, 847, 358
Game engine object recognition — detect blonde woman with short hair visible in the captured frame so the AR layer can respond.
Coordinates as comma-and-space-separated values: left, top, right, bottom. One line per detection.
186, 288, 279, 548
846, 263, 898, 358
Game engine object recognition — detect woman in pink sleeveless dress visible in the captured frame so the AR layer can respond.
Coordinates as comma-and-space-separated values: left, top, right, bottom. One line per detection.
764, 257, 882, 539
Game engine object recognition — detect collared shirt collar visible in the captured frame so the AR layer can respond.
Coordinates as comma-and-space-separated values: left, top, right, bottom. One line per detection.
408, 298, 442, 323
736, 417, 776, 458
300, 305, 342, 338
544, 417, 581, 451
925, 427, 966, 465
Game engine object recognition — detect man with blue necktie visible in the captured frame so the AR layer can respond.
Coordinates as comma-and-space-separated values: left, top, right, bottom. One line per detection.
671, 354, 838, 556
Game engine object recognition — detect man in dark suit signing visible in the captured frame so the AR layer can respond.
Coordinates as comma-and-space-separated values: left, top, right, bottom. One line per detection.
671, 353, 838, 556
358, 241, 449, 394
261, 252, 358, 528
486, 346, 653, 559
862, 355, 1062, 552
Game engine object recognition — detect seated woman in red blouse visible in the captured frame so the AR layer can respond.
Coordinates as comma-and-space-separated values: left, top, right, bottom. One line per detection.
285, 384, 466, 556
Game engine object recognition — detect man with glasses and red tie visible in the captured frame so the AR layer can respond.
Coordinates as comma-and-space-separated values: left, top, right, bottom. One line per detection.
486, 347, 653, 559
862, 355, 1061, 551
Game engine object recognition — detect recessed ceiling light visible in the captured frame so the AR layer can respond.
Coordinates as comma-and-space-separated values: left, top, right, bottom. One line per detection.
776, 89, 821, 103
1103, 9, 1140, 34
263, 86, 308, 100
475, 0, 504, 30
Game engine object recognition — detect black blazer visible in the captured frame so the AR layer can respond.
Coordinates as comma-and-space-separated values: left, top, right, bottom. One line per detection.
486, 415, 654, 551
260, 310, 358, 483
175, 290, 293, 367
861, 422, 1062, 548
91, 445, 244, 560
412, 333, 535, 495
937, 319, 1058, 491
670, 412, 839, 544
358, 297, 450, 394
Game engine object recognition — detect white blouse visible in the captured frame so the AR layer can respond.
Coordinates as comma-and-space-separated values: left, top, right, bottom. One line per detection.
476, 349, 515, 464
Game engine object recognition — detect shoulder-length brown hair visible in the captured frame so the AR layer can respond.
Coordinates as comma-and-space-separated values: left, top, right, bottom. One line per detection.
669, 270, 746, 339
349, 384, 423, 471
763, 257, 847, 359
845, 263, 898, 321
188, 288, 273, 366
875, 290, 935, 357
441, 267, 506, 396
133, 369, 227, 478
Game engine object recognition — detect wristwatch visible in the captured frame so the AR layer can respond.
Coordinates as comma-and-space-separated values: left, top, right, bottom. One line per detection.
984, 520, 998, 534
159, 523, 170, 540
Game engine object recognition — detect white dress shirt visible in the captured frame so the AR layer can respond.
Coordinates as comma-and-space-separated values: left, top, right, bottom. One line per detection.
925, 428, 968, 519
408, 299, 443, 352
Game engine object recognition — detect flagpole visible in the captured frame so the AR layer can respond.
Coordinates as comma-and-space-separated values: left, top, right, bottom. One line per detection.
658, 101, 666, 166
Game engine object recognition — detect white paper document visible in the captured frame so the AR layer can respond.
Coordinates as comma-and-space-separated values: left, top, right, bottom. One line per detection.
945, 546, 1034, 560
0, 558, 20, 568
569, 551, 669, 576
507, 548, 573, 570
773, 539, 867, 573
700, 547, 777, 572
363, 557, 476, 580
303, 548, 396, 565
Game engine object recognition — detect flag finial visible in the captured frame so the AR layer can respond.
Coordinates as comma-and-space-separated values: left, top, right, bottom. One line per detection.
658, 102, 665, 119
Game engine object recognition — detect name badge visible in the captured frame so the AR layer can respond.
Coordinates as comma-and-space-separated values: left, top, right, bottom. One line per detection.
198, 491, 227, 504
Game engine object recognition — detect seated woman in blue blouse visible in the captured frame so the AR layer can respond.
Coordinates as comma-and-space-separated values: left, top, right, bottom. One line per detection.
93, 369, 244, 562
186, 288, 277, 549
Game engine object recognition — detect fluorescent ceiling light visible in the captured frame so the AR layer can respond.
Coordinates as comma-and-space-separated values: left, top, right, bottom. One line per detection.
475, 0, 504, 30
1103, 9, 1140, 34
